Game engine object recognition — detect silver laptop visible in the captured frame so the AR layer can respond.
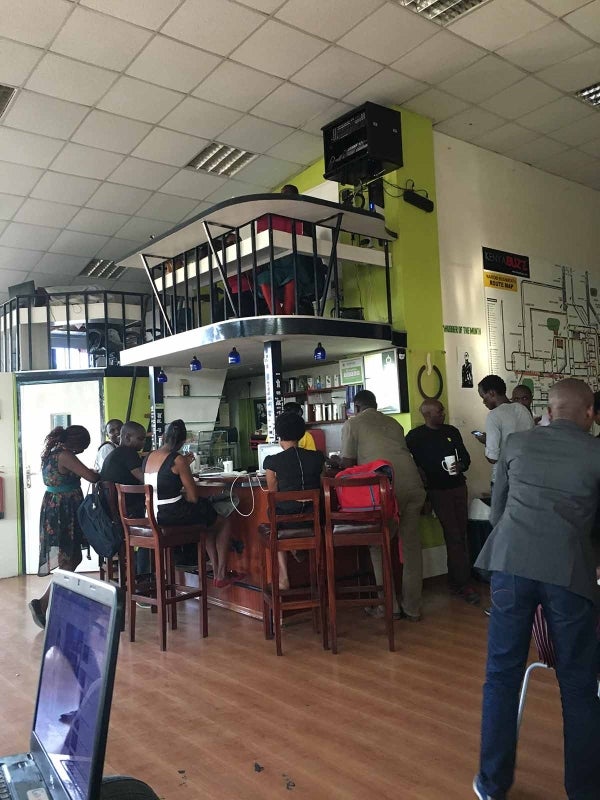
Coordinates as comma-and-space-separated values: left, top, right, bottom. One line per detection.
0, 571, 122, 800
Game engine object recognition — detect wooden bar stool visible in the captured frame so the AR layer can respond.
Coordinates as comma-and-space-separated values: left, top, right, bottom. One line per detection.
322, 475, 395, 654
97, 481, 127, 588
116, 483, 209, 651
258, 488, 328, 656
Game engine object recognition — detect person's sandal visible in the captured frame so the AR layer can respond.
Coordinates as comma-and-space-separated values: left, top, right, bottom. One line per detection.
28, 599, 46, 629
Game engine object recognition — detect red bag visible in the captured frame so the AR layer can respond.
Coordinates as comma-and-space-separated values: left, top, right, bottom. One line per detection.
335, 460, 399, 521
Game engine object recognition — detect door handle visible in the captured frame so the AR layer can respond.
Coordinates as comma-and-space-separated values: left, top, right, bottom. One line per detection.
26, 465, 32, 488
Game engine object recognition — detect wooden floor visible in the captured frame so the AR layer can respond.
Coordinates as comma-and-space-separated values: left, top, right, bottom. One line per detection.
0, 575, 567, 799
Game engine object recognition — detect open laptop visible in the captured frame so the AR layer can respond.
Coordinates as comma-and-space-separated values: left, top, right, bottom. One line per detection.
0, 571, 123, 800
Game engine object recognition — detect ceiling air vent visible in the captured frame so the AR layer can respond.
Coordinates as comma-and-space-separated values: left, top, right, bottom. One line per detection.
80, 259, 125, 280
575, 82, 600, 108
0, 85, 17, 120
399, 0, 490, 25
185, 142, 257, 178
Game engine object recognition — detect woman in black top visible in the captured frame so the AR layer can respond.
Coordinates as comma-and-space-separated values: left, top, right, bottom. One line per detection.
263, 412, 325, 590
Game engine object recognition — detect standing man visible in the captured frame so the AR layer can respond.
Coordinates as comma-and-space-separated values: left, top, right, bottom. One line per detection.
341, 390, 426, 621
406, 400, 480, 605
510, 384, 533, 414
473, 379, 600, 800
94, 418, 123, 471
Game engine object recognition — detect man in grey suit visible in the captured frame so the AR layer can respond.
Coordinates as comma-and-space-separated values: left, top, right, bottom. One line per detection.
473, 378, 600, 800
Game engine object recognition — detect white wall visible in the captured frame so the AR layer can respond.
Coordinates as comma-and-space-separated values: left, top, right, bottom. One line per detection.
0, 374, 19, 577
434, 133, 600, 497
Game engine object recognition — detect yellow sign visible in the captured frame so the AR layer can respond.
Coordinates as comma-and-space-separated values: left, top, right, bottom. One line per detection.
484, 272, 518, 292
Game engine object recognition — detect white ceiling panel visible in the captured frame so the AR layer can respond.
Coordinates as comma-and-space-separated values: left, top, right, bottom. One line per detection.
26, 54, 118, 106
67, 208, 130, 236
50, 7, 152, 71
0, 162, 44, 196
343, 69, 425, 107
95, 237, 145, 261
231, 20, 328, 79
49, 229, 109, 257
506, 136, 568, 165
131, 128, 209, 168
537, 147, 600, 179
114, 217, 173, 242
193, 62, 282, 112
448, 0, 552, 50
580, 139, 600, 157
301, 102, 353, 135
391, 31, 484, 85
252, 84, 332, 128
535, 48, 600, 92
126, 36, 222, 94
339, 2, 438, 65
496, 21, 592, 72
0, 128, 64, 169
233, 155, 301, 188
159, 170, 227, 201
0, 194, 24, 221
0, 222, 8, 240
439, 55, 525, 103
550, 114, 600, 146
0, 268, 34, 286
137, 193, 199, 223
160, 97, 242, 139
71, 110, 151, 155
481, 77, 562, 119
3, 91, 89, 140
50, 143, 124, 180
34, 253, 89, 277
97, 77, 183, 123
0, 38, 43, 87
31, 172, 100, 205
533, 0, 592, 13
219, 116, 294, 153
518, 96, 595, 133
0, 222, 60, 251
80, 0, 181, 30
435, 107, 506, 142
474, 122, 539, 153
0, 0, 72, 48
293, 47, 381, 99
86, 184, 151, 215
162, 0, 265, 56
14, 198, 78, 228
267, 130, 324, 163
204, 179, 270, 204
564, 0, 600, 42
402, 89, 470, 123
180, 202, 211, 222
0, 246, 43, 270
236, 0, 285, 11
107, 158, 178, 191
275, 0, 385, 42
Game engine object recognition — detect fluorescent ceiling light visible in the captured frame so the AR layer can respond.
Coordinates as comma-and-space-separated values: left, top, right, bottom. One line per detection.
399, 0, 490, 24
80, 259, 126, 280
0, 84, 17, 120
185, 142, 257, 177
575, 82, 600, 108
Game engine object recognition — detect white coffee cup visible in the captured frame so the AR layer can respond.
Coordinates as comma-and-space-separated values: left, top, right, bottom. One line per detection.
442, 455, 457, 473
222, 460, 234, 473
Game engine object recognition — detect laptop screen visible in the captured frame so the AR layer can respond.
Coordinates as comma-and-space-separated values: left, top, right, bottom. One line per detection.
32, 583, 113, 800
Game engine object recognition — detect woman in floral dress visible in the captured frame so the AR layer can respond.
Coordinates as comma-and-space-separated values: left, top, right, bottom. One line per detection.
28, 425, 100, 629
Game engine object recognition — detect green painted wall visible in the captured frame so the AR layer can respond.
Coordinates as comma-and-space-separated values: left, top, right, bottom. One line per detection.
103, 376, 150, 430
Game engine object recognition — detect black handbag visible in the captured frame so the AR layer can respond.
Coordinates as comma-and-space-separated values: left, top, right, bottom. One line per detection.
77, 484, 123, 558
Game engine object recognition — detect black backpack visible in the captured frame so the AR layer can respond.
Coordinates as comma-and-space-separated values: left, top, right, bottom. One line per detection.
77, 484, 123, 558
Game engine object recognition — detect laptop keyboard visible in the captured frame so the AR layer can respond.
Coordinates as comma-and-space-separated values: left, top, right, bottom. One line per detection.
0, 770, 9, 800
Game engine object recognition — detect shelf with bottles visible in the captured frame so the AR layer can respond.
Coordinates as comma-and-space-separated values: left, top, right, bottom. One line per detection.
282, 385, 351, 398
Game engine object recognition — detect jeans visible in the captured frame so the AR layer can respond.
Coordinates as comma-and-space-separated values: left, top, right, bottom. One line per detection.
480, 572, 600, 799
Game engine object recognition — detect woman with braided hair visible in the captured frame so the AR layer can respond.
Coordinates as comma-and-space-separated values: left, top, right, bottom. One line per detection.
28, 425, 100, 629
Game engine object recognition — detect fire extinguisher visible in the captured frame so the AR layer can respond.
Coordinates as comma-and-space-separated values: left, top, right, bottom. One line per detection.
0, 472, 4, 520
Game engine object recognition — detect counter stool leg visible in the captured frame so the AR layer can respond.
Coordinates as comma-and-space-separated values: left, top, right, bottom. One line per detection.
167, 549, 177, 631
271, 543, 283, 656
261, 539, 273, 640
309, 549, 319, 632
156, 549, 167, 652
126, 543, 137, 643
381, 537, 395, 652
318, 547, 329, 650
325, 534, 338, 654
199, 538, 208, 638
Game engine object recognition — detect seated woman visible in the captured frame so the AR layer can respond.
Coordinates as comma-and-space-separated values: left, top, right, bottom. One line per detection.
143, 419, 240, 587
263, 411, 325, 590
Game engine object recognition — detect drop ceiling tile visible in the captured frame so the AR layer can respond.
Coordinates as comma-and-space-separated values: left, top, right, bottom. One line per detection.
343, 68, 425, 107
14, 198, 78, 228
391, 31, 484, 84
339, 2, 437, 65
536, 147, 599, 179
550, 114, 600, 145
96, 237, 142, 261
132, 128, 209, 168
580, 138, 600, 157
80, 0, 181, 30
233, 155, 300, 188
402, 89, 470, 124
114, 217, 172, 242
565, 0, 600, 42
302, 102, 353, 135
533, 0, 593, 14
252, 84, 332, 127
496, 21, 592, 72
67, 208, 130, 236
0, 222, 7, 239
0, 246, 43, 270
193, 62, 282, 112
50, 7, 152, 71
219, 116, 294, 153
535, 48, 600, 92
159, 170, 227, 200
0, 162, 44, 196
0, 0, 71, 48
0, 38, 43, 86
448, 0, 551, 50
86, 184, 152, 215
26, 54, 117, 106
474, 122, 539, 152
71, 111, 151, 155
34, 253, 89, 277
97, 77, 183, 124
0, 222, 59, 251
162, 0, 265, 56
49, 229, 109, 257
267, 130, 323, 163
127, 36, 222, 93
31, 172, 100, 205
506, 136, 568, 165
439, 56, 525, 104
3, 91, 89, 140
435, 107, 507, 142
518, 96, 595, 133
231, 20, 328, 79
481, 77, 561, 119
181, 202, 211, 222
204, 179, 270, 203
107, 158, 178, 191
293, 46, 381, 99
160, 97, 242, 139
0, 269, 34, 290
51, 143, 124, 180
0, 194, 24, 221
276, 0, 385, 42
237, 0, 285, 11
136, 193, 199, 223
0, 128, 64, 169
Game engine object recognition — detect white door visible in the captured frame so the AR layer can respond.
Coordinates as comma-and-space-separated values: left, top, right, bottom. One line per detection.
19, 379, 103, 574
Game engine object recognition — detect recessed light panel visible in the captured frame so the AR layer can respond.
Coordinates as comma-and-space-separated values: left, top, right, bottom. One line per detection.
185, 141, 257, 177
399, 0, 490, 25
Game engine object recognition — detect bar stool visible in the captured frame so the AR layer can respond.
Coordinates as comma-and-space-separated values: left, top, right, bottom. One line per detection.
258, 488, 328, 656
322, 475, 395, 654
97, 481, 127, 588
116, 483, 209, 651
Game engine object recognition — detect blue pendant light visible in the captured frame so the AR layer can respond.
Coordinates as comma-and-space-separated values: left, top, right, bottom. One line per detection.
228, 347, 241, 365
313, 342, 326, 361
189, 355, 202, 372
157, 368, 168, 383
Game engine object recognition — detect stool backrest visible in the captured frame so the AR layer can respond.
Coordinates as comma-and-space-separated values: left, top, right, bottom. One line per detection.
115, 483, 160, 542
531, 604, 556, 669
266, 488, 322, 532
322, 475, 390, 532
